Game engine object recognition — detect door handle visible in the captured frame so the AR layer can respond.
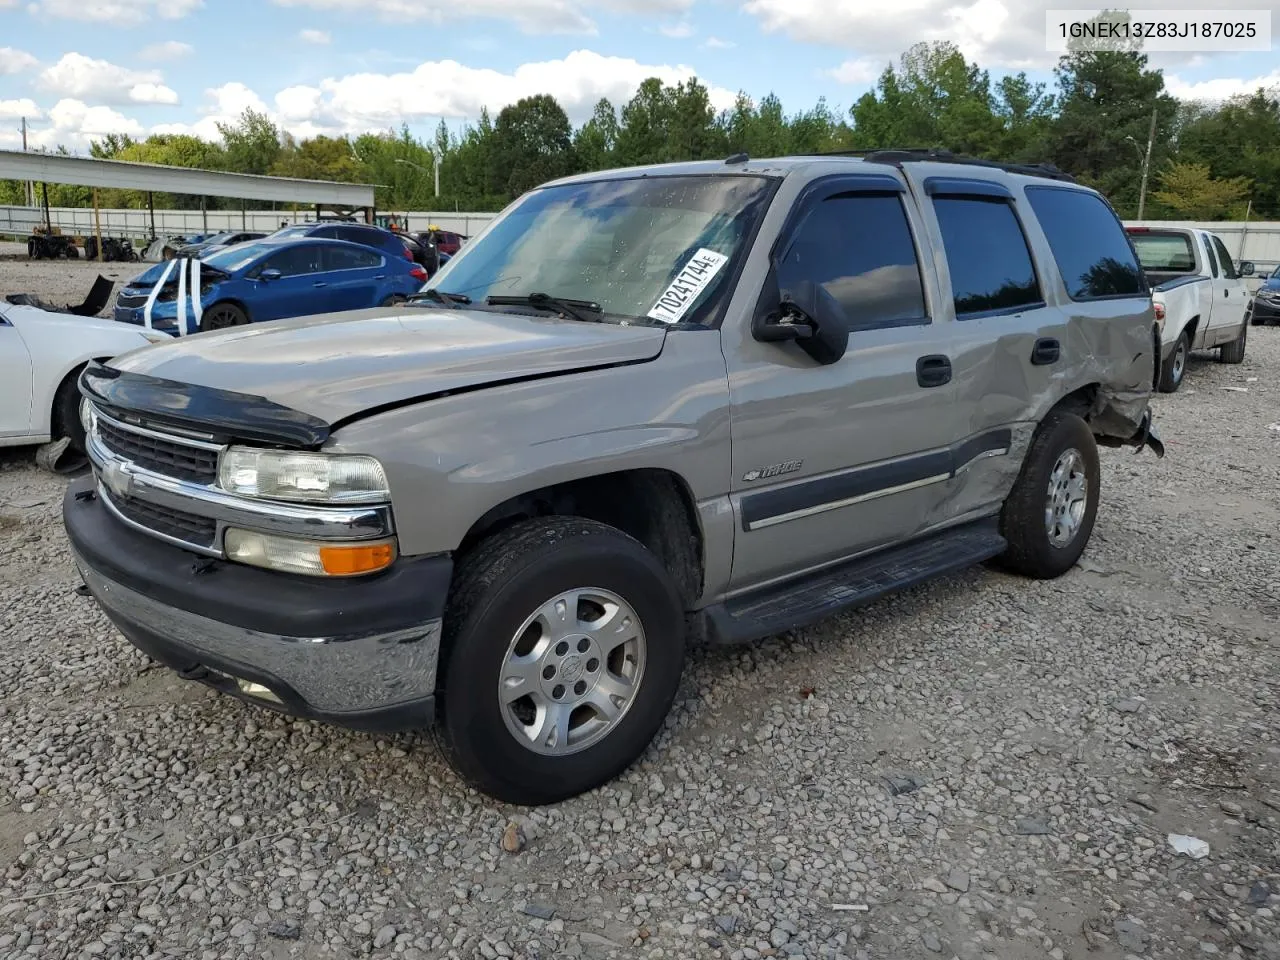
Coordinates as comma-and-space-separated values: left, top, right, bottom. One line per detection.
373, 274, 386, 280
916, 354, 951, 388
312, 281, 327, 288
1031, 337, 1060, 365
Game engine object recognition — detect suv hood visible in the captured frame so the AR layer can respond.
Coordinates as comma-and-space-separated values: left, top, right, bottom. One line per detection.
107, 306, 668, 425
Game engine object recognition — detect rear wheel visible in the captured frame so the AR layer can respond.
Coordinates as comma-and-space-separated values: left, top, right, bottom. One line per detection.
1218, 322, 1247, 364
997, 411, 1100, 580
435, 516, 686, 805
199, 302, 249, 333
1157, 330, 1188, 393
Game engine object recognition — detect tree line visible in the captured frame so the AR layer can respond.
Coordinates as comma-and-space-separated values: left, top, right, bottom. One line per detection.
3, 40, 1278, 221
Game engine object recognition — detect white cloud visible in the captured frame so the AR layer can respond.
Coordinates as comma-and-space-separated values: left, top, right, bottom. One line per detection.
28, 0, 202, 23
744, 0, 1061, 69
702, 36, 735, 49
271, 0, 691, 34
0, 98, 42, 120
139, 41, 194, 62
0, 47, 39, 75
267, 49, 737, 133
299, 28, 331, 44
151, 82, 271, 140
828, 57, 883, 86
38, 53, 179, 106
0, 98, 145, 150
1164, 69, 1280, 101
659, 21, 694, 38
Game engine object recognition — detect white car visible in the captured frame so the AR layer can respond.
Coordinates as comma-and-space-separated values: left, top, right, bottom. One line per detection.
1125, 226, 1252, 392
0, 300, 168, 453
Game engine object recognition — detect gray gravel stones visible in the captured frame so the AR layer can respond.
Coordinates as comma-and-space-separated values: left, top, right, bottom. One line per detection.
1, 265, 1279, 960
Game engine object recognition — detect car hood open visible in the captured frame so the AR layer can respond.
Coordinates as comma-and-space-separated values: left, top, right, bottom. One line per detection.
105, 305, 668, 427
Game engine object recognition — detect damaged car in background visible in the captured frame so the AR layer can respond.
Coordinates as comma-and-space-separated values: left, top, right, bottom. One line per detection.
2, 278, 166, 470
64, 150, 1163, 806
112, 236, 429, 335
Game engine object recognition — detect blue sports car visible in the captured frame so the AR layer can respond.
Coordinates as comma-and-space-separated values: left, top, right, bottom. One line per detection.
113, 236, 428, 335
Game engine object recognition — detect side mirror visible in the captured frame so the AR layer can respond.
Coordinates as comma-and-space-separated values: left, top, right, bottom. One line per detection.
1240, 261, 1255, 277
753, 278, 850, 365
259, 268, 282, 282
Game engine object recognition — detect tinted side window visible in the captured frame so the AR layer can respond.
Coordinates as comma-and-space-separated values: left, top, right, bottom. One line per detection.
1202, 235, 1219, 277
1211, 236, 1237, 279
776, 193, 927, 329
325, 245, 380, 270
1024, 187, 1145, 299
264, 245, 324, 277
932, 197, 1042, 317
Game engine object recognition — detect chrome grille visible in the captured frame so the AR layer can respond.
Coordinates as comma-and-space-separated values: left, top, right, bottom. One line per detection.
115, 292, 149, 308
107, 491, 218, 549
96, 417, 220, 485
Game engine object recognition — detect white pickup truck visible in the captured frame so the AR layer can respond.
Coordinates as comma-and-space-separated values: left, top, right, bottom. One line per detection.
1125, 226, 1254, 392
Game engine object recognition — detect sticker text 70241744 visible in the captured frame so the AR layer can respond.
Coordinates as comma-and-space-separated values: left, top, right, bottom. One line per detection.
646, 248, 729, 325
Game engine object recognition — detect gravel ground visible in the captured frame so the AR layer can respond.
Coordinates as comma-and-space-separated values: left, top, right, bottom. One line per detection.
0, 241, 142, 316
1, 249, 1278, 960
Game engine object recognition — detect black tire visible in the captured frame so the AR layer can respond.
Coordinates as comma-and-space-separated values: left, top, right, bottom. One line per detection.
1218, 322, 1247, 364
996, 410, 1101, 580
199, 302, 249, 333
66, 244, 79, 259
435, 516, 686, 805
1157, 330, 1188, 393
52, 368, 88, 454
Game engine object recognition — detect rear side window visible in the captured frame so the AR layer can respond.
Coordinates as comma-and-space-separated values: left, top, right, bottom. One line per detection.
1202, 235, 1219, 277
932, 197, 1042, 317
776, 193, 928, 329
1211, 236, 1238, 279
1025, 187, 1145, 299
326, 245, 381, 270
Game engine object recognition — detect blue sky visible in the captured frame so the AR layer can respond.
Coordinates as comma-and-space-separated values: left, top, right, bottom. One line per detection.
1, 0, 1277, 153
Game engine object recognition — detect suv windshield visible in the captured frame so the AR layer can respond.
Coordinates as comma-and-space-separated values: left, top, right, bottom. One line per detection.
424, 174, 774, 324
1129, 231, 1196, 273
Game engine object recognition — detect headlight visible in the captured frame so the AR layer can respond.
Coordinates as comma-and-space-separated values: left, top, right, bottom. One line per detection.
79, 398, 94, 434
218, 448, 390, 504
224, 528, 397, 577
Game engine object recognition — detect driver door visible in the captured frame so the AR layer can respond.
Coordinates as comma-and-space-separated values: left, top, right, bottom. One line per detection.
722, 175, 964, 591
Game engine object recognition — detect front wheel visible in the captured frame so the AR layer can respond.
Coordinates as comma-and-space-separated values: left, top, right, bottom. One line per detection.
996, 410, 1101, 580
1157, 330, 1188, 393
435, 517, 686, 805
199, 302, 249, 333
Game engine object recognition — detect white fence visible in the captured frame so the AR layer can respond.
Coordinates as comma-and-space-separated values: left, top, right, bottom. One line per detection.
2, 204, 1276, 280
0, 205, 497, 240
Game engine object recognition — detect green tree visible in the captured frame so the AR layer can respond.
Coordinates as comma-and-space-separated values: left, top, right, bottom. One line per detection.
615, 78, 675, 166
1172, 88, 1280, 216
573, 98, 620, 173
1151, 161, 1251, 219
216, 108, 282, 176
488, 94, 574, 197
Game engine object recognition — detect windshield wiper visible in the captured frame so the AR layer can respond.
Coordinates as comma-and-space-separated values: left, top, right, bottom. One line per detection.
485, 292, 603, 323
408, 287, 472, 306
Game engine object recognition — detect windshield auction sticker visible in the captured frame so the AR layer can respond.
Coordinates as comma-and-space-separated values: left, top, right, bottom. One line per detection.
647, 248, 729, 324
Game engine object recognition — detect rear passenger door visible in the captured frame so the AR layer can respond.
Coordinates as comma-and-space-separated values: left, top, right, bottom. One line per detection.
322, 244, 385, 310
909, 176, 1058, 522
723, 174, 965, 591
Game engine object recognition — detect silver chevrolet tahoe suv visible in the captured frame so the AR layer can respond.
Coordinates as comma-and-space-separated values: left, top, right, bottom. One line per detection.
64, 151, 1165, 805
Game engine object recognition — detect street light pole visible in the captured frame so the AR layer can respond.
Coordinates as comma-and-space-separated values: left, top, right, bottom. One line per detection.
1137, 107, 1156, 220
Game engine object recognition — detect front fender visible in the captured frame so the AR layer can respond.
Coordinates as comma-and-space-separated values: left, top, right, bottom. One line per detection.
324, 330, 733, 559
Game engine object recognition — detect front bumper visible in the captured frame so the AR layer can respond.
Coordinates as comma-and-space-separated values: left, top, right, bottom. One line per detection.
63, 475, 451, 731
1251, 298, 1280, 323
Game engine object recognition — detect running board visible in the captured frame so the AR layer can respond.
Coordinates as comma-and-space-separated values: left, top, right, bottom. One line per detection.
699, 518, 1006, 646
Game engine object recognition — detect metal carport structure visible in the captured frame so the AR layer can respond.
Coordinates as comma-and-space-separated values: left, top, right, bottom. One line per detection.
0, 149, 379, 259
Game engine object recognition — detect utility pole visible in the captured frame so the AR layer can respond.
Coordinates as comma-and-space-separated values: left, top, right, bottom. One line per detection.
20, 117, 34, 208
1137, 107, 1156, 220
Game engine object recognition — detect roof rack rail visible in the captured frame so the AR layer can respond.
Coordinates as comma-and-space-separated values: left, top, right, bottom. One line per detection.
818, 147, 1077, 183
